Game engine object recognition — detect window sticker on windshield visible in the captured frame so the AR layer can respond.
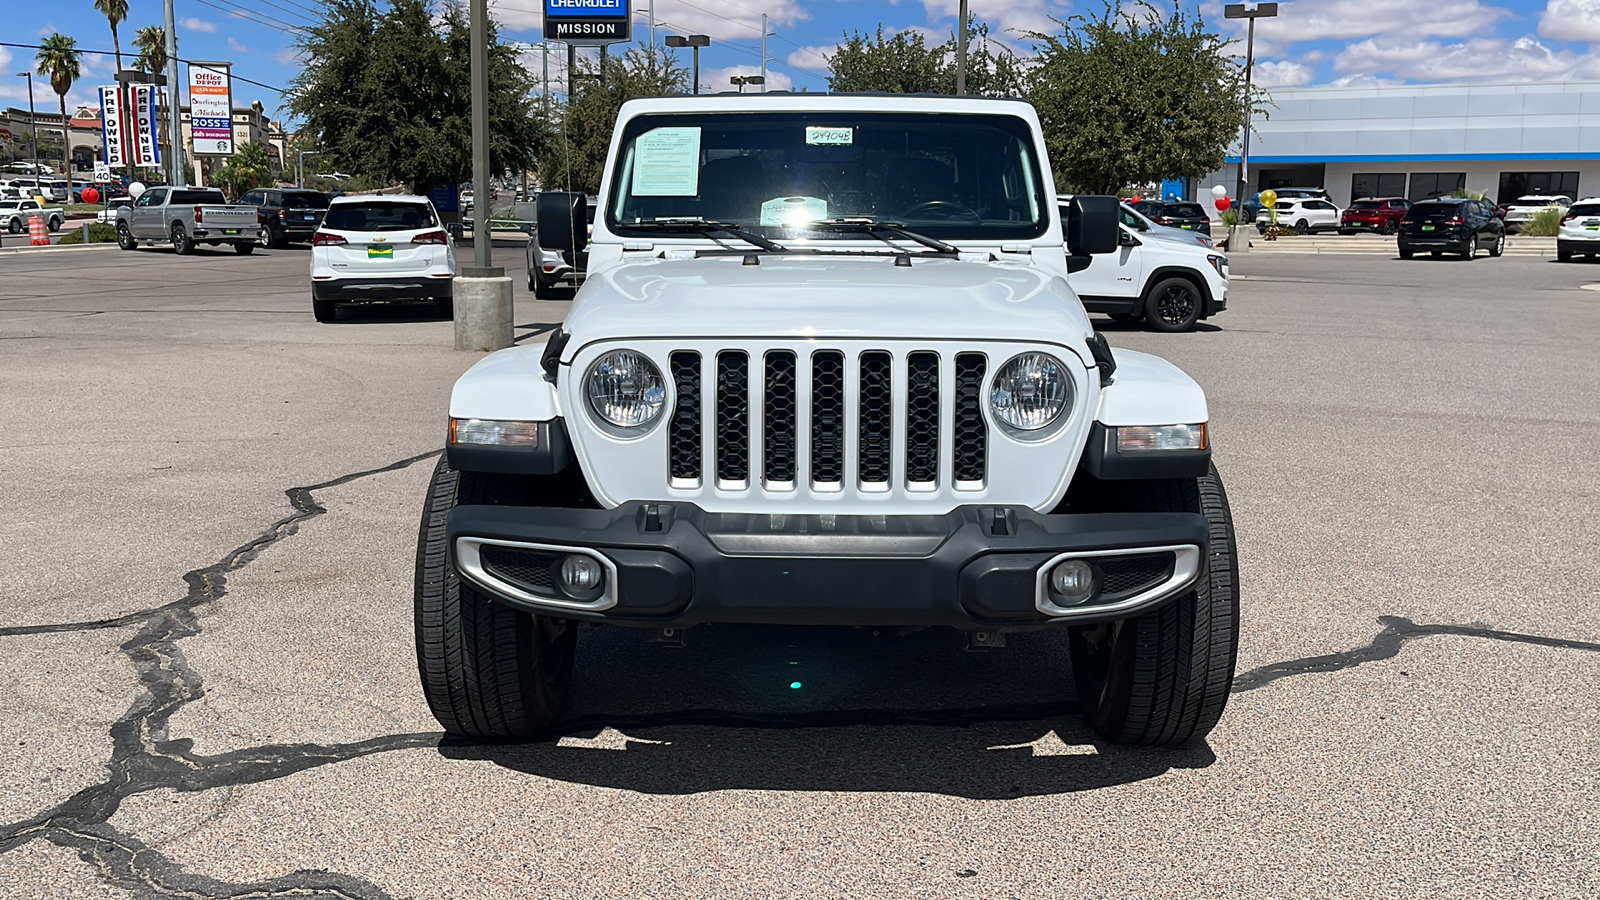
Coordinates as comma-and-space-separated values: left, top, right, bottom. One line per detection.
760, 196, 829, 227
806, 126, 853, 146
632, 127, 702, 196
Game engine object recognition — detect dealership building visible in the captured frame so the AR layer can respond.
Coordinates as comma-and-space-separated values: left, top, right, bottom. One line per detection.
1199, 80, 1600, 209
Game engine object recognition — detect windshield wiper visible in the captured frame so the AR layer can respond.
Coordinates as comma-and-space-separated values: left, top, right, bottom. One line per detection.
803, 217, 961, 256
623, 218, 788, 253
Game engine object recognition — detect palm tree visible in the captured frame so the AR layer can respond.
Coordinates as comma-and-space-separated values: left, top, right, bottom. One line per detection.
95, 0, 130, 73
134, 26, 169, 76
35, 34, 82, 178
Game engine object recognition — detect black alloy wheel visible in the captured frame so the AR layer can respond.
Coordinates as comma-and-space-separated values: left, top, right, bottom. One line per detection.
1294, 219, 1311, 235
1143, 277, 1202, 333
1381, 220, 1396, 235
116, 221, 136, 251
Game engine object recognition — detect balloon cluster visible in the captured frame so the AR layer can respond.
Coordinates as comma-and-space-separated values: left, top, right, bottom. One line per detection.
82, 187, 100, 205
1211, 183, 1231, 212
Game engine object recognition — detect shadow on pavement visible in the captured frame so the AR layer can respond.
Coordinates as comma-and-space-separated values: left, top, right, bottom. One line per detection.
437, 623, 1216, 799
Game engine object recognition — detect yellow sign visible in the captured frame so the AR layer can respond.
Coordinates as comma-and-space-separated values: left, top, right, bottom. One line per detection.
368, 246, 394, 259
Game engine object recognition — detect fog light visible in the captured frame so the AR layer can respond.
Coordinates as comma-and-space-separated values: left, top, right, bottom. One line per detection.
559, 555, 604, 597
1050, 560, 1096, 605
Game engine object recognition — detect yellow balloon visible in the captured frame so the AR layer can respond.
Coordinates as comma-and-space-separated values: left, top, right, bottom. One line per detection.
1260, 189, 1279, 207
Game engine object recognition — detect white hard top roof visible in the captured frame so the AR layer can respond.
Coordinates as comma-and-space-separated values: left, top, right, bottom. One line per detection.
616, 93, 1038, 118
329, 193, 431, 204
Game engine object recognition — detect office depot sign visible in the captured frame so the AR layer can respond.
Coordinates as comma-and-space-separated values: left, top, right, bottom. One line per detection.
188, 63, 234, 156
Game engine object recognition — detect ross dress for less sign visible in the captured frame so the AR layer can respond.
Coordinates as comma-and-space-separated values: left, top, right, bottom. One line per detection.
188, 63, 234, 156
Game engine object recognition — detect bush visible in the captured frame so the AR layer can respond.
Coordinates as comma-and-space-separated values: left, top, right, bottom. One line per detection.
56, 222, 118, 244
1219, 208, 1238, 226
1520, 206, 1564, 237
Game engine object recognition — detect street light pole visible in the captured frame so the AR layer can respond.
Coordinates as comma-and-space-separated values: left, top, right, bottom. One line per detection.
665, 35, 710, 96
297, 150, 319, 189
14, 73, 36, 186
164, 0, 185, 186
956, 0, 968, 96
1225, 3, 1277, 207
469, 0, 494, 273
760, 14, 769, 93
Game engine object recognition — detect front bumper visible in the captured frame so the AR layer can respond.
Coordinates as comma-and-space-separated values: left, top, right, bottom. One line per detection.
313, 275, 454, 302
448, 502, 1208, 630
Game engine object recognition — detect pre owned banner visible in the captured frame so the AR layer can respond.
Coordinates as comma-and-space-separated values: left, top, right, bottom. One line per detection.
130, 85, 161, 167
99, 86, 125, 167
188, 62, 234, 156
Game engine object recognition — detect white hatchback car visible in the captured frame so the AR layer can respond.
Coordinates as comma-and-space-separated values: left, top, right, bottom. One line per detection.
1255, 198, 1341, 234
310, 195, 456, 323
1504, 194, 1573, 232
1556, 197, 1600, 262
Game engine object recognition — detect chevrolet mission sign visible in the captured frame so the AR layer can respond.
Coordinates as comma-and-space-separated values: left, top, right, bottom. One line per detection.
544, 0, 631, 44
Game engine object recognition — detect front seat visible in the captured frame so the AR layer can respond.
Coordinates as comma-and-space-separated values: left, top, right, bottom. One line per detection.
697, 156, 767, 224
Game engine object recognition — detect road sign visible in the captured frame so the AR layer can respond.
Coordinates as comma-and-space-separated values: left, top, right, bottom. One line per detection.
188, 62, 235, 156
94, 163, 113, 183
543, 0, 631, 46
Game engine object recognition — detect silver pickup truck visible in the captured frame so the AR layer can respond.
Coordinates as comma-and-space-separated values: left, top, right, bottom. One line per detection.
114, 186, 262, 255
0, 199, 65, 234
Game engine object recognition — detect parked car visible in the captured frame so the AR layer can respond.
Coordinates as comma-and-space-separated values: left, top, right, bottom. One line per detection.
96, 197, 133, 224
114, 186, 262, 255
527, 195, 596, 298
309, 194, 456, 322
1116, 201, 1213, 248
1397, 198, 1505, 259
1256, 198, 1341, 234
0, 198, 65, 233
1502, 194, 1572, 232
1063, 200, 1228, 332
1338, 197, 1411, 235
1131, 200, 1211, 237
240, 187, 332, 247
1242, 186, 1329, 221
1556, 198, 1600, 261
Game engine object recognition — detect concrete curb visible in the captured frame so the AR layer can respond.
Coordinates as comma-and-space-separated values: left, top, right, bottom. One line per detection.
0, 241, 121, 255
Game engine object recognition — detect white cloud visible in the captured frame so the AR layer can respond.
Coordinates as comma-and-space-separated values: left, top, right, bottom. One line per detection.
1206, 0, 1512, 58
1253, 60, 1314, 88
1327, 73, 1408, 88
702, 65, 794, 93
1335, 35, 1600, 82
228, 37, 249, 53
920, 0, 1060, 41
180, 17, 218, 33
273, 46, 305, 66
1540, 0, 1600, 41
786, 44, 837, 70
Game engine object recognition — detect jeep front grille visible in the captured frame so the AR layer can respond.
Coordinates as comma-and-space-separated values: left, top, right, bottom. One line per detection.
668, 348, 989, 493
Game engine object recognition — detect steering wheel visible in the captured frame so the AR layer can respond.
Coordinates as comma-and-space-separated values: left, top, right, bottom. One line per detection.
899, 200, 982, 224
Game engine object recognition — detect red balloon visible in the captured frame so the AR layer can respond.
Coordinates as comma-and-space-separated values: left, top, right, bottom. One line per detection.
82, 187, 99, 204
1129, 196, 1142, 204
1215, 197, 1232, 211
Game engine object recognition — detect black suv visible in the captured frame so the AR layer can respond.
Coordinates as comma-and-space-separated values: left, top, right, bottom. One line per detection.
1132, 200, 1212, 236
1397, 198, 1505, 260
239, 188, 331, 247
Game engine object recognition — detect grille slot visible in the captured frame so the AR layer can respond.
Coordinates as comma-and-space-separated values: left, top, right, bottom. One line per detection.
479, 544, 559, 596
1097, 554, 1174, 598
905, 352, 940, 485
811, 350, 845, 485
715, 351, 749, 485
669, 351, 702, 484
953, 353, 987, 484
858, 351, 892, 485
764, 351, 797, 486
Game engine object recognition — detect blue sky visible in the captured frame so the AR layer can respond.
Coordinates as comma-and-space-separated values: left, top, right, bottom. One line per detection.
5, 0, 1600, 127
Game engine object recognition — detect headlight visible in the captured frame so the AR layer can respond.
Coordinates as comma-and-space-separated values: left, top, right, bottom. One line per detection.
1206, 254, 1227, 278
990, 352, 1072, 431
585, 350, 666, 428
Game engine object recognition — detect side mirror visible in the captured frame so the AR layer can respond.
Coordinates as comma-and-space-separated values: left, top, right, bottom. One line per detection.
536, 192, 585, 254
1119, 229, 1139, 247
1065, 194, 1120, 257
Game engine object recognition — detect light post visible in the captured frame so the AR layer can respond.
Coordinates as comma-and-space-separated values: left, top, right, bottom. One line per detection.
1225, 3, 1277, 209
454, 0, 514, 351
297, 150, 319, 188
731, 74, 764, 94
956, 0, 968, 96
664, 35, 709, 95
15, 73, 37, 191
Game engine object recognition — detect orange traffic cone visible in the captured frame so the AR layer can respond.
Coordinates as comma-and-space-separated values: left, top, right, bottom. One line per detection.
29, 214, 49, 247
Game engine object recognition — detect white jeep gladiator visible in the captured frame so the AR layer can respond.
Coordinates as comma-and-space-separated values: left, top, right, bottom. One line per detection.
417, 95, 1239, 746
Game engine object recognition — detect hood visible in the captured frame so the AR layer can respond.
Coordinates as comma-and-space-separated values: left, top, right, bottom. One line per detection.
560, 254, 1093, 357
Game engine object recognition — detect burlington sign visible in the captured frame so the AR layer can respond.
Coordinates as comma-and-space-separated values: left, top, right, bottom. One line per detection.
543, 0, 630, 45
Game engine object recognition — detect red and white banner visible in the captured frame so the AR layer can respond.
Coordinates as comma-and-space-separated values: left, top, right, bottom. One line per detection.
99, 85, 125, 167
130, 85, 161, 167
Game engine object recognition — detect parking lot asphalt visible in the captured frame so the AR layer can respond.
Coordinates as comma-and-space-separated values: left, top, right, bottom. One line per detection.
1, 243, 1597, 899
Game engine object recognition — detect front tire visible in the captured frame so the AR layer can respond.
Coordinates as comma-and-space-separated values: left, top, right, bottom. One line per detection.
48, 216, 62, 232
1142, 276, 1203, 333
1294, 219, 1310, 235
415, 458, 576, 738
116, 222, 136, 251
1069, 468, 1240, 746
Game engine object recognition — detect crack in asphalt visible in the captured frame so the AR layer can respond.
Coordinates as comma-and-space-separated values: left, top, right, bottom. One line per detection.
3, 446, 1598, 897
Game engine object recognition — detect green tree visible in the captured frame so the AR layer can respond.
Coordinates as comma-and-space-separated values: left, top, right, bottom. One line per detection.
35, 34, 82, 177
825, 19, 1023, 96
212, 142, 274, 200
1025, 1, 1250, 194
536, 47, 685, 195
95, 0, 130, 73
133, 25, 169, 76
288, 0, 540, 198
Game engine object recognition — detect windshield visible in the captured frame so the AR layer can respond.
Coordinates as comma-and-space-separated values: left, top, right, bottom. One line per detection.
324, 201, 437, 231
1351, 201, 1381, 210
607, 111, 1048, 241
1164, 203, 1204, 217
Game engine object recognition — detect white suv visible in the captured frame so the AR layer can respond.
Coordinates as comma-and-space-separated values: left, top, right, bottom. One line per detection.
1255, 198, 1340, 234
1504, 194, 1573, 233
1064, 201, 1228, 331
309, 195, 456, 322
1556, 198, 1600, 261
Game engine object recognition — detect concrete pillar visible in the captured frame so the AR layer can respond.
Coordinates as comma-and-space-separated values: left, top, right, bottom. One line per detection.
453, 273, 514, 351
1227, 224, 1252, 253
